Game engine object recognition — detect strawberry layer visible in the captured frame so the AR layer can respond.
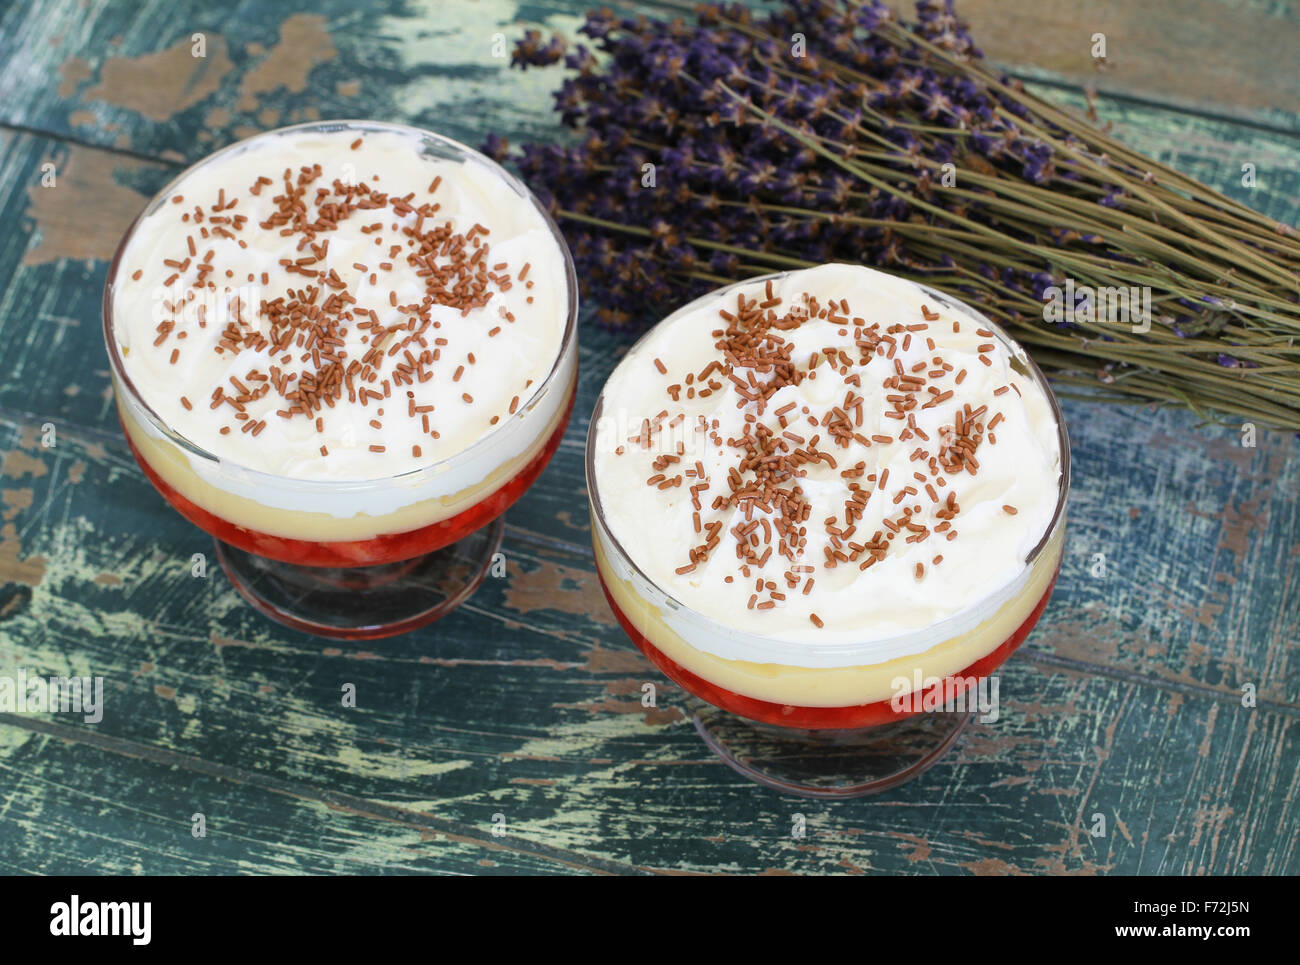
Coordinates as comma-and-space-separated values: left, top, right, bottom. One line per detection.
598, 566, 1059, 730
125, 386, 574, 567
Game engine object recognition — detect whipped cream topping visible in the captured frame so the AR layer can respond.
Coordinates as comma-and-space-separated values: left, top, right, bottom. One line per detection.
111, 126, 568, 481
592, 264, 1062, 652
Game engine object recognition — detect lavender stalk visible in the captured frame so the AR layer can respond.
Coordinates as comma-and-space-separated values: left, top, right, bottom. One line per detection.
492, 0, 1300, 428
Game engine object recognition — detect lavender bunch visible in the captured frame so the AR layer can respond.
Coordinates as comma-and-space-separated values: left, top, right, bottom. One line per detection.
489, 0, 1300, 428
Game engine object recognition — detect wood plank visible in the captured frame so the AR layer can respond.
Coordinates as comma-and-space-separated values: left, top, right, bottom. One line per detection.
0, 407, 1296, 873
4, 0, 1298, 165
909, 0, 1300, 132
3, 610, 1294, 874
0, 0, 587, 162
0, 720, 624, 875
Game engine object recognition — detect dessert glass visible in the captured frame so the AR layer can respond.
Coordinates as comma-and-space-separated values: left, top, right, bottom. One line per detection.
103, 120, 578, 639
587, 273, 1069, 797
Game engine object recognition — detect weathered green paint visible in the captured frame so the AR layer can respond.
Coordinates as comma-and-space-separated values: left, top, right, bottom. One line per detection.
0, 0, 1295, 875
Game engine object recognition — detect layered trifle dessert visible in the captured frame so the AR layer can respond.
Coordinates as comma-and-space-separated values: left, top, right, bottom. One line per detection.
588, 264, 1067, 730
104, 121, 577, 571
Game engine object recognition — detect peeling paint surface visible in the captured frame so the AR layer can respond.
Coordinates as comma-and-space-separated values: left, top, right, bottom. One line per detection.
80, 36, 234, 121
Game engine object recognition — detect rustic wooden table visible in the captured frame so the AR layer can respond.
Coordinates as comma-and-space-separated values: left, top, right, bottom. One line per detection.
0, 0, 1295, 875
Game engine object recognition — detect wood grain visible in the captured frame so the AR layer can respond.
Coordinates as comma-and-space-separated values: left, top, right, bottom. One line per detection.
920, 0, 1300, 129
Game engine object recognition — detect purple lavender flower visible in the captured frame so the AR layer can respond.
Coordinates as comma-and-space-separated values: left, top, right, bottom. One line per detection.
480, 0, 1264, 424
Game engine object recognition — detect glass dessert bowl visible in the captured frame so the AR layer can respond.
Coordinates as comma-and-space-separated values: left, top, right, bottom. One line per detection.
103, 120, 578, 639
587, 265, 1069, 797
